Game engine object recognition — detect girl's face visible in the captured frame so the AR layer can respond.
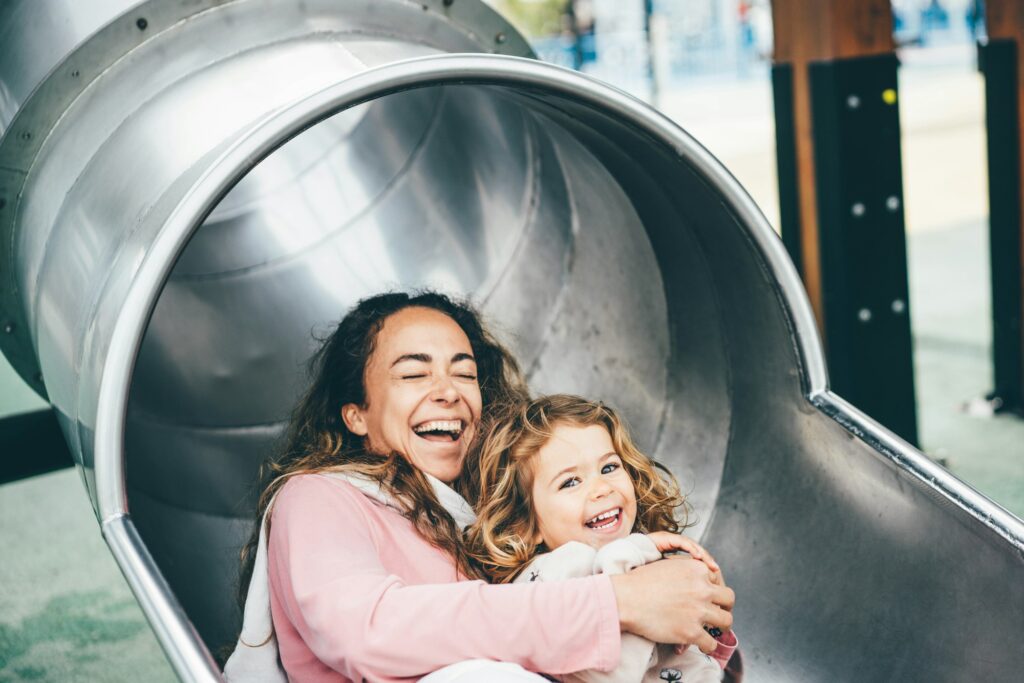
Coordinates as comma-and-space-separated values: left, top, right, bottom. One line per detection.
530, 423, 638, 550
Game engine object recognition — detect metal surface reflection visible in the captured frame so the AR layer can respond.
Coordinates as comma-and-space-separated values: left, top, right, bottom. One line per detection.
0, 1, 1021, 682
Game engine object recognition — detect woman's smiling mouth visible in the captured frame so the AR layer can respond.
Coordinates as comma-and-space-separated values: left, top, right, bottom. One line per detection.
412, 419, 465, 442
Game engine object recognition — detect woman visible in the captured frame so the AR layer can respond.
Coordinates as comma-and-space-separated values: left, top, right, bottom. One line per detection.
229, 291, 735, 682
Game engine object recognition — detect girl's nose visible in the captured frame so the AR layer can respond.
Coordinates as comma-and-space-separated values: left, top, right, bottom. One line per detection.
590, 478, 613, 499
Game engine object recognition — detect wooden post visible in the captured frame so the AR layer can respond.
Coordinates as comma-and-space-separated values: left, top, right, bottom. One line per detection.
983, 1, 1024, 414
771, 0, 918, 443
771, 0, 893, 324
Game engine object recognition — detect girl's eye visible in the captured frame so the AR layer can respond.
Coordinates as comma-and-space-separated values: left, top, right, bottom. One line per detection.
558, 476, 580, 490
601, 462, 620, 475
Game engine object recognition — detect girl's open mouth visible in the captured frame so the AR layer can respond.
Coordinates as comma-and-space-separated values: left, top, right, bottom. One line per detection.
584, 507, 622, 531
412, 419, 464, 442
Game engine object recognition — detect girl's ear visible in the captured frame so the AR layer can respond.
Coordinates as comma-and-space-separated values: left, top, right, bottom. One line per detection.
341, 403, 368, 436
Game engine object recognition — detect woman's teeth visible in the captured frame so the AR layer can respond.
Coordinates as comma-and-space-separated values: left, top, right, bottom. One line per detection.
413, 420, 463, 440
585, 508, 621, 529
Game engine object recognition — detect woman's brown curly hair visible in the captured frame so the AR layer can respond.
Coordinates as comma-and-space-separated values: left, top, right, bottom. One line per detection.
463, 394, 687, 584
231, 291, 526, 656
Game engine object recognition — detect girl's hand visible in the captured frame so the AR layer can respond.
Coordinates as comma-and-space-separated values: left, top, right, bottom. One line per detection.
646, 532, 721, 575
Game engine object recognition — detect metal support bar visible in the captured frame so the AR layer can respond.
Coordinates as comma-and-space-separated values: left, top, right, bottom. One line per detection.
980, 38, 1024, 414
809, 53, 918, 444
772, 62, 803, 277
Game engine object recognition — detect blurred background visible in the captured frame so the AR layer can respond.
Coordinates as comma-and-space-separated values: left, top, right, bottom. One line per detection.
1, 0, 1021, 680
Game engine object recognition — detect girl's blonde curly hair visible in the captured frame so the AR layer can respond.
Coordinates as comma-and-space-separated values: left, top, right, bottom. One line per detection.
463, 394, 687, 583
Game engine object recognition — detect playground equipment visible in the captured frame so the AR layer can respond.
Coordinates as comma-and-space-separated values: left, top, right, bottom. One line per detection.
1, 1, 1021, 680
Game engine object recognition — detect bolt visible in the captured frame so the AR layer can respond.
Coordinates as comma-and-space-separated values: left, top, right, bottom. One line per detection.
846, 94, 861, 109
136, 17, 148, 31
858, 308, 872, 322
891, 299, 906, 314
886, 196, 900, 212
495, 31, 507, 44
19, 131, 31, 141
71, 69, 80, 78
851, 202, 866, 217
2, 321, 13, 334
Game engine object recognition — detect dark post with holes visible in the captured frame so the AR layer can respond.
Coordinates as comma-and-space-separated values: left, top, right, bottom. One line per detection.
771, 0, 918, 443
982, 2, 1024, 416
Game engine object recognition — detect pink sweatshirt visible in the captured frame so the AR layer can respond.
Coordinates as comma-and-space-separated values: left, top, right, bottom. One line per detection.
267, 474, 622, 682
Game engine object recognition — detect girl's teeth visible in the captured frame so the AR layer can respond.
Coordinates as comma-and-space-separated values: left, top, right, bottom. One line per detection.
586, 509, 620, 528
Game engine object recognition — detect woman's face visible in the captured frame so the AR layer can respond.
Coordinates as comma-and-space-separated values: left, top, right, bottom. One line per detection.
341, 306, 483, 482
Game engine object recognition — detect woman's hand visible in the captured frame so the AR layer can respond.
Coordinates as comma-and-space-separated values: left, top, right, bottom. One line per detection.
610, 556, 734, 655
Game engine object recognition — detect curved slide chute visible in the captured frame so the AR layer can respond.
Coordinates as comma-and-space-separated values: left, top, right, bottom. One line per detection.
0, 1, 1020, 680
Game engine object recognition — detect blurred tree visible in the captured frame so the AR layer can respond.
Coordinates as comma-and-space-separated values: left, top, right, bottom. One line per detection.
489, 0, 571, 39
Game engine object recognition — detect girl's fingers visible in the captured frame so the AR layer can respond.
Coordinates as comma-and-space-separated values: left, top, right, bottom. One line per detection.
681, 538, 720, 573
701, 550, 721, 573
648, 533, 721, 573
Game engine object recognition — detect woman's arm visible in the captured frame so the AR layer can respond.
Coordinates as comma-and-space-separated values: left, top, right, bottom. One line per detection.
268, 476, 621, 681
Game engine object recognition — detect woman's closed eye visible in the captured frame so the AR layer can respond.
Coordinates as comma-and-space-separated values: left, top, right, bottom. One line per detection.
451, 359, 478, 381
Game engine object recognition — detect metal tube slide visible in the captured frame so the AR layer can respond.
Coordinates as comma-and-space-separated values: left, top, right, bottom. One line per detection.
1, 1, 1021, 680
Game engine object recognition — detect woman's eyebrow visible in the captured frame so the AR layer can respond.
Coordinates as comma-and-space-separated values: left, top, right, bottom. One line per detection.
390, 353, 430, 367
390, 352, 475, 367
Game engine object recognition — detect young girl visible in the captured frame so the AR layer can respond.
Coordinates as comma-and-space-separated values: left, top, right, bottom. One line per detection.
464, 394, 738, 683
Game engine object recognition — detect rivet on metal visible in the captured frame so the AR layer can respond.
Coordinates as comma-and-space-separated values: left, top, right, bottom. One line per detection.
19, 131, 31, 141
71, 69, 80, 78
495, 32, 507, 44
886, 196, 900, 212
891, 299, 906, 314
2, 321, 13, 334
846, 94, 861, 109
851, 202, 866, 217
136, 17, 148, 31
858, 308, 872, 322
